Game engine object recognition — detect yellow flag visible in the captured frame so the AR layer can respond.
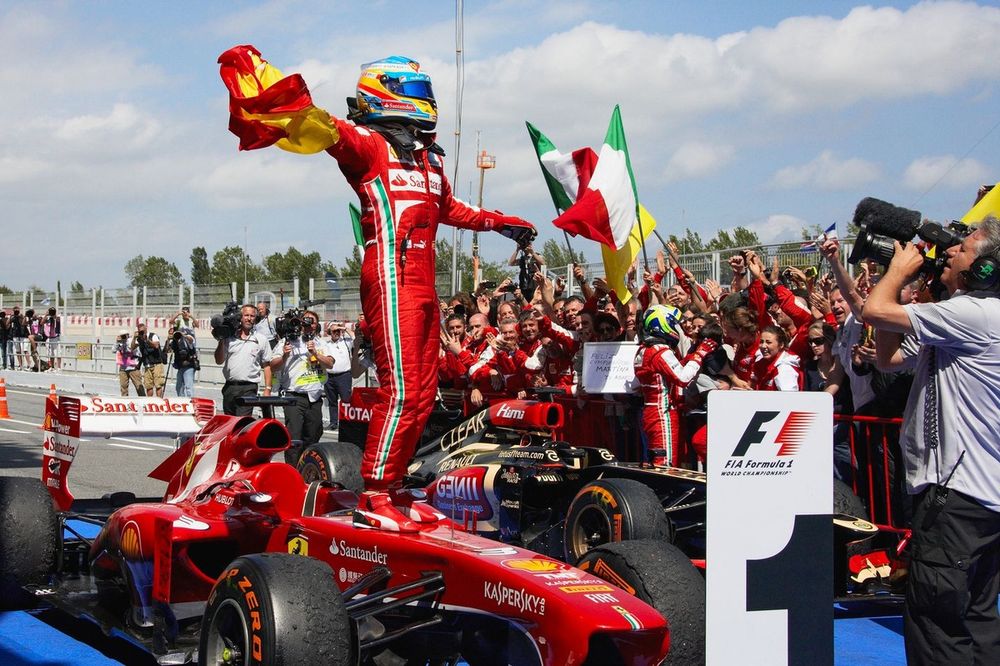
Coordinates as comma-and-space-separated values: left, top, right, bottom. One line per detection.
961, 182, 1000, 224
601, 204, 656, 305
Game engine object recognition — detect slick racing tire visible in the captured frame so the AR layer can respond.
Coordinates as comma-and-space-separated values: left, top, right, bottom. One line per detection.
297, 442, 364, 493
199, 553, 354, 666
833, 478, 868, 520
578, 540, 705, 666
564, 478, 674, 563
0, 476, 59, 609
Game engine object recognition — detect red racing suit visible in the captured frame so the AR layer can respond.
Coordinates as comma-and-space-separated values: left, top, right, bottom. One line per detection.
326, 118, 532, 490
633, 340, 716, 466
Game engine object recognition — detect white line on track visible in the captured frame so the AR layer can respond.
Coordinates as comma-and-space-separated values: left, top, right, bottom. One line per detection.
106, 442, 153, 451
0, 418, 41, 428
110, 437, 176, 450
0, 427, 30, 434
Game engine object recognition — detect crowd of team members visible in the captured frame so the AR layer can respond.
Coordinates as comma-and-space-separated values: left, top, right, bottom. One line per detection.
419, 238, 911, 483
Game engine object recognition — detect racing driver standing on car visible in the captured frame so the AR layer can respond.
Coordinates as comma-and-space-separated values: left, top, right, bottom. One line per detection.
218, 48, 536, 532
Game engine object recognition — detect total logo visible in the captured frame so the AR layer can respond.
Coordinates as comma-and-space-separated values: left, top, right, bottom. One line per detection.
721, 410, 818, 478
340, 403, 372, 422
329, 538, 388, 565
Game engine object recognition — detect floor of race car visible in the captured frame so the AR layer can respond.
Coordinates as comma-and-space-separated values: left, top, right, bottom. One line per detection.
0, 522, 912, 665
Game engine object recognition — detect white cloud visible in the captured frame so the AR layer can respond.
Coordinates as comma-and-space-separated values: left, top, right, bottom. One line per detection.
902, 155, 989, 191
663, 142, 735, 182
770, 150, 881, 190
743, 214, 810, 244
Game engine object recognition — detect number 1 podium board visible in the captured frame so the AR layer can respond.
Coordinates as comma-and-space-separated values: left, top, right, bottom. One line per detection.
706, 391, 833, 666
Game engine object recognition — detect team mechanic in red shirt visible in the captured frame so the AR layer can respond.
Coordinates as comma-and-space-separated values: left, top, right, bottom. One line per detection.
329, 57, 535, 530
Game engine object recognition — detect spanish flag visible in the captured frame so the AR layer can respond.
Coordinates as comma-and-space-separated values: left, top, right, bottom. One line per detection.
218, 45, 338, 154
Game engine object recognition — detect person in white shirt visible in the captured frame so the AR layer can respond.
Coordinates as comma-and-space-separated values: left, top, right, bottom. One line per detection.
323, 321, 355, 431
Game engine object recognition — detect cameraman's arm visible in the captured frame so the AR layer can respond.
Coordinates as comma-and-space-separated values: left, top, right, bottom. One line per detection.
819, 239, 865, 319
270, 342, 290, 370
874, 330, 908, 371
862, 241, 921, 335
261, 365, 272, 394
214, 338, 225, 365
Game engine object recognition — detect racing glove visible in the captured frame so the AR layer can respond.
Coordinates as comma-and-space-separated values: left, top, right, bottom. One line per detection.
495, 217, 537, 246
690, 338, 719, 364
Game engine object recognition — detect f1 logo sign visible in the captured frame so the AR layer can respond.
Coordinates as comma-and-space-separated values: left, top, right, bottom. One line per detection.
731, 411, 816, 457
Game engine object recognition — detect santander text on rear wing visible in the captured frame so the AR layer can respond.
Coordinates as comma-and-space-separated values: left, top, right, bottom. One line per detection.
42, 395, 217, 510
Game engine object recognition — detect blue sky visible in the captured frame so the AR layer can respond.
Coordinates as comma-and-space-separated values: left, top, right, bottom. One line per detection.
2, 1, 999, 290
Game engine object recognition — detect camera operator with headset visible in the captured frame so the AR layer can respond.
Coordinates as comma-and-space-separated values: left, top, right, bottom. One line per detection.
864, 214, 1000, 665
214, 304, 273, 416
269, 309, 333, 465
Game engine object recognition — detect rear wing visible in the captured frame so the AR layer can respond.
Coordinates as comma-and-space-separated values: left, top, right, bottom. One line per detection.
42, 395, 216, 510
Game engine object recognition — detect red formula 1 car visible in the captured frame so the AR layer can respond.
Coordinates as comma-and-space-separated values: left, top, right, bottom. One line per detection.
0, 395, 672, 665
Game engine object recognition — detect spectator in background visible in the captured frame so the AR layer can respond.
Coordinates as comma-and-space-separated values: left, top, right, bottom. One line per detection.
171, 324, 199, 397
803, 321, 853, 482
10, 306, 28, 370
42, 307, 61, 372
173, 307, 197, 340
254, 301, 278, 349
132, 320, 166, 397
214, 304, 273, 415
0, 311, 9, 370
115, 329, 145, 397
323, 321, 354, 431
751, 325, 802, 391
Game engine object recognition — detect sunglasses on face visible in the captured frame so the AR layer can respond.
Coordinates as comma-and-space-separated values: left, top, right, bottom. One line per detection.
303, 317, 316, 325
808, 337, 827, 345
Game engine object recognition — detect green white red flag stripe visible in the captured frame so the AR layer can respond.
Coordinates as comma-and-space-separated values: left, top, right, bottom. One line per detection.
549, 106, 639, 250
526, 121, 598, 213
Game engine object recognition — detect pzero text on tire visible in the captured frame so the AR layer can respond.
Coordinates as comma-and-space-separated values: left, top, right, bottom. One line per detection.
199, 553, 355, 666
578, 539, 705, 666
0, 476, 58, 609
296, 441, 364, 493
564, 477, 674, 562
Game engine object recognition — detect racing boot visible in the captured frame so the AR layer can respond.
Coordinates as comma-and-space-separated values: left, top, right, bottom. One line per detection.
353, 491, 419, 533
649, 448, 671, 467
389, 488, 447, 524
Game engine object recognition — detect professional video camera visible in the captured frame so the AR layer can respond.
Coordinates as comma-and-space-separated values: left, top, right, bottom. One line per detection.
275, 300, 324, 342
210, 301, 241, 340
848, 197, 971, 277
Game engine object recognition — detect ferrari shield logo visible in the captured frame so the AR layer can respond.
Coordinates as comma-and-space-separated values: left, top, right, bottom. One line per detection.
287, 536, 309, 557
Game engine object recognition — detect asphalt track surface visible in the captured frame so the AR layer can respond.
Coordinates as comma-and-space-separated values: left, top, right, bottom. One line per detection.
0, 380, 910, 664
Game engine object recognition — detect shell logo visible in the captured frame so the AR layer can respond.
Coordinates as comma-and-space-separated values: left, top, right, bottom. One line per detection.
501, 558, 565, 573
120, 522, 143, 559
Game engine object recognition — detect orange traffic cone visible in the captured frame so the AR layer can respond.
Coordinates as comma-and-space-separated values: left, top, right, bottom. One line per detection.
48, 383, 57, 405
0, 378, 9, 419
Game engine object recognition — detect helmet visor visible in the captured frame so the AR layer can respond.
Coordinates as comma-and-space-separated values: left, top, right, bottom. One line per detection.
384, 77, 434, 101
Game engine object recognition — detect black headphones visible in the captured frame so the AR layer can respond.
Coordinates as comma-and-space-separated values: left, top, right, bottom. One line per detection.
962, 254, 1000, 291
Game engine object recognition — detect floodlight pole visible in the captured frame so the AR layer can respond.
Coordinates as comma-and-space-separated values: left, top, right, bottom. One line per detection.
473, 141, 495, 290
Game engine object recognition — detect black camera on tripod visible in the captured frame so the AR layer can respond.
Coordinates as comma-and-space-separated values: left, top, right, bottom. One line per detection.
210, 301, 242, 340
848, 197, 971, 277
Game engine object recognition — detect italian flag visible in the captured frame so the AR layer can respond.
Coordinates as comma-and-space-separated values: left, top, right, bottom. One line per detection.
547, 106, 639, 251
526, 113, 656, 304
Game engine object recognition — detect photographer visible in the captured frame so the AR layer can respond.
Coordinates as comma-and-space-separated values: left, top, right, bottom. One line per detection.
170, 324, 199, 397
115, 329, 145, 397
863, 217, 1000, 664
132, 320, 166, 397
253, 301, 278, 349
214, 304, 273, 416
269, 310, 333, 465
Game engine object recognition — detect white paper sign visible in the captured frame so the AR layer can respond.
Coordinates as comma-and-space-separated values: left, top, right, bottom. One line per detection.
580, 341, 639, 394
706, 391, 833, 666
